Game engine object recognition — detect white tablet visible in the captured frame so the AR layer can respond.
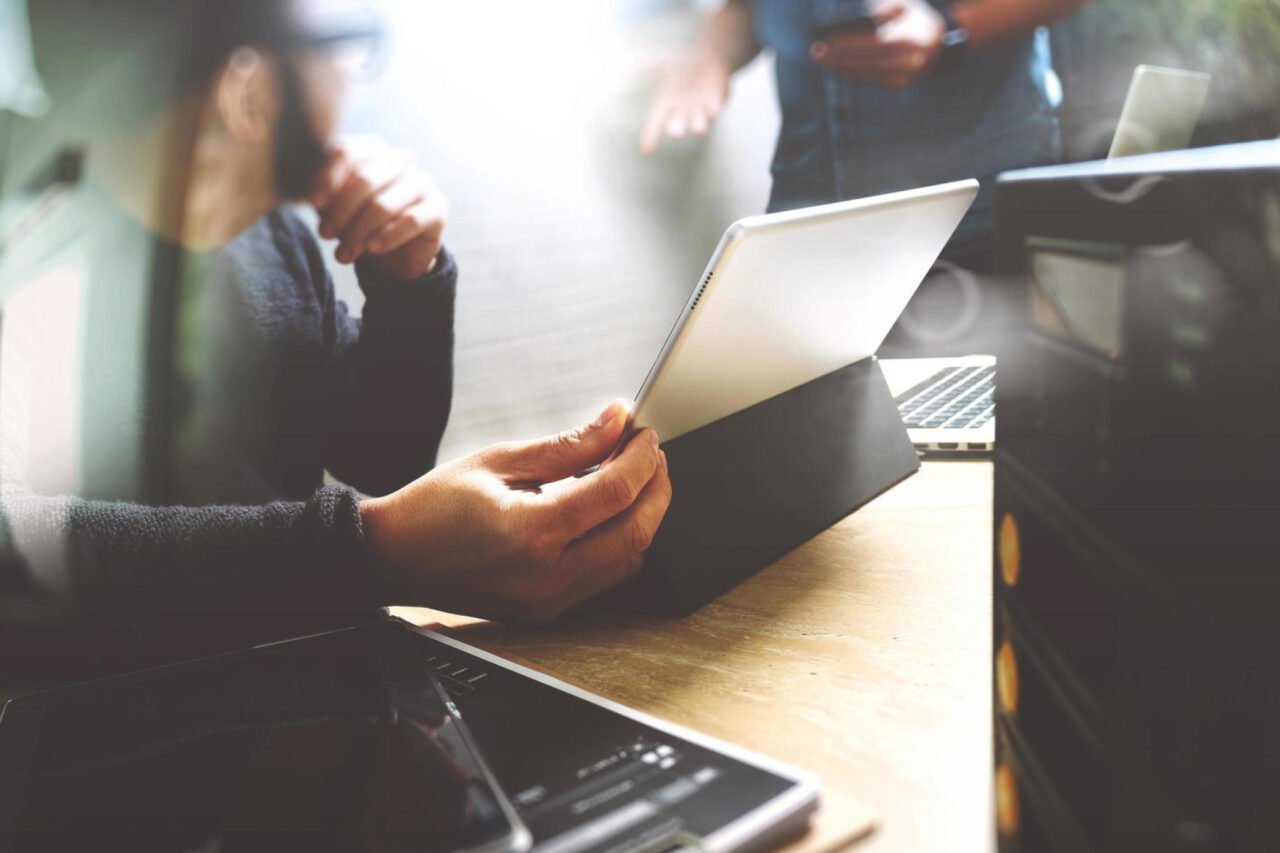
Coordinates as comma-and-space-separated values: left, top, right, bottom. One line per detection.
632, 180, 979, 442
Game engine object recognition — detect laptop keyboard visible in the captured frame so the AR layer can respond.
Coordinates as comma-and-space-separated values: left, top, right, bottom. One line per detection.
896, 366, 994, 430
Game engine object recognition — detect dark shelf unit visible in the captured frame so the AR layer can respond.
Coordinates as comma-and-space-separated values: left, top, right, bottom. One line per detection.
991, 143, 1280, 852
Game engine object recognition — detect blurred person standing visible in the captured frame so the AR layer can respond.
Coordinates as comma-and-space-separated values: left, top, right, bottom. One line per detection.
643, 0, 1090, 273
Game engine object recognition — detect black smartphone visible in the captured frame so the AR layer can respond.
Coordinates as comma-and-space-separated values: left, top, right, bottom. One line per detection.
0, 621, 530, 853
811, 6, 880, 39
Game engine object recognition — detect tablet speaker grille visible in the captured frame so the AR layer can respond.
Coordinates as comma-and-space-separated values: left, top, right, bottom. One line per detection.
691, 270, 713, 311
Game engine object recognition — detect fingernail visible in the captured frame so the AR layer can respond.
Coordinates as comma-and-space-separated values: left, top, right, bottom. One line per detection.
646, 430, 659, 449
658, 450, 668, 472
811, 43, 826, 58
593, 400, 623, 429
368, 238, 383, 253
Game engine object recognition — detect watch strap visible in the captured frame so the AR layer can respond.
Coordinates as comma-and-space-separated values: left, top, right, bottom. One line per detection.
935, 2, 970, 72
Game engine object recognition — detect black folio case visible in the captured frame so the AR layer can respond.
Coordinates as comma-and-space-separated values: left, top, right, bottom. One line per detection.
609, 357, 920, 615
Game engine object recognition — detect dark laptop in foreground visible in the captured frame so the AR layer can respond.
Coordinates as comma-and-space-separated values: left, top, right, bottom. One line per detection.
0, 618, 851, 853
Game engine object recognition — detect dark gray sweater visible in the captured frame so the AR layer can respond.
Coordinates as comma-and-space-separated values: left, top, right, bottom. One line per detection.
0, 208, 455, 682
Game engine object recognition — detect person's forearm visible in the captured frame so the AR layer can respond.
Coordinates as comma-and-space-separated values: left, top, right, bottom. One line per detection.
951, 0, 1091, 48
698, 0, 761, 73
325, 249, 457, 496
1, 485, 381, 615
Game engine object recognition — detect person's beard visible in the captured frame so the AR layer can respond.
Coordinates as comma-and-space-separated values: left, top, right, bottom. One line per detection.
272, 59, 329, 201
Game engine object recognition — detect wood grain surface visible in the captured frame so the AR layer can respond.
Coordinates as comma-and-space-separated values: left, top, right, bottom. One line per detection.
395, 459, 995, 852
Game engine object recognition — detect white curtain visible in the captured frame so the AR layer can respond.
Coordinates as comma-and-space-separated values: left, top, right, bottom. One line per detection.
0, 0, 50, 116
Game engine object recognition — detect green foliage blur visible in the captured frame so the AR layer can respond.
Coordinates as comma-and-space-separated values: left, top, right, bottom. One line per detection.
1052, 0, 1280, 156
1063, 0, 1279, 114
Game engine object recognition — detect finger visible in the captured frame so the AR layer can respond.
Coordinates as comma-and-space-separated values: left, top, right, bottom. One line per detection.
372, 225, 443, 277
310, 147, 354, 209
810, 33, 878, 61
829, 26, 923, 52
336, 178, 426, 262
812, 47, 922, 78
689, 109, 709, 136
396, 228, 445, 274
318, 153, 408, 240
854, 47, 935, 83
641, 101, 671, 155
842, 55, 925, 76
319, 174, 383, 243
496, 399, 631, 485
869, 0, 909, 25
312, 137, 385, 210
665, 111, 689, 139
367, 196, 446, 255
544, 428, 660, 539
554, 456, 673, 605
814, 36, 910, 65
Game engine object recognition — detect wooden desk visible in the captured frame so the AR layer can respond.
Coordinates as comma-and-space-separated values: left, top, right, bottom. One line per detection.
396, 459, 994, 853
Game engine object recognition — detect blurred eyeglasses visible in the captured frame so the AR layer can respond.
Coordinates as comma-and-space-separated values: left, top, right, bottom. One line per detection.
286, 2, 390, 84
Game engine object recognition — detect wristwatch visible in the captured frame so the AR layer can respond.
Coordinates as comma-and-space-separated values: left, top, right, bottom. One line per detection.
935, 2, 971, 73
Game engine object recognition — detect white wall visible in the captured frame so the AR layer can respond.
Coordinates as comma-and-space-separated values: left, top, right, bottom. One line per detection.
319, 1, 780, 460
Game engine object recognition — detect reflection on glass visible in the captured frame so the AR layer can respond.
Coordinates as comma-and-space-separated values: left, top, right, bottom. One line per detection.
1028, 238, 1127, 361
0, 623, 520, 852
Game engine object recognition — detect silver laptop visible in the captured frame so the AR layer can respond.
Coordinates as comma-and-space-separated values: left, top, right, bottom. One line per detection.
882, 355, 994, 453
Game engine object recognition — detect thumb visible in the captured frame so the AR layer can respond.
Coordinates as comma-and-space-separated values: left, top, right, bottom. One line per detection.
875, 0, 908, 25
499, 399, 631, 485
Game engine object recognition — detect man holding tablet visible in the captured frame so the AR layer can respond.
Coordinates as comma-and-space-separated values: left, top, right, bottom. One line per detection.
0, 0, 671, 681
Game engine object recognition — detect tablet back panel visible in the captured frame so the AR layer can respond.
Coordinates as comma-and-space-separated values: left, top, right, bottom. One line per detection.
633, 181, 978, 442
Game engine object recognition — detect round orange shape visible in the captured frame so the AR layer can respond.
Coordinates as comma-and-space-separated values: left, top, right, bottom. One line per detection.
996, 640, 1019, 714
999, 513, 1021, 587
995, 762, 1021, 836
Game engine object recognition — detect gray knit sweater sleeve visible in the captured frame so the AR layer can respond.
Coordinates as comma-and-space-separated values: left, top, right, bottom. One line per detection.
0, 482, 388, 684
0, 480, 385, 612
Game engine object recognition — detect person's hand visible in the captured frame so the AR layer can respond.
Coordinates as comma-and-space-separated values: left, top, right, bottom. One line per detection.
810, 0, 946, 91
360, 399, 673, 623
310, 137, 448, 280
641, 54, 732, 155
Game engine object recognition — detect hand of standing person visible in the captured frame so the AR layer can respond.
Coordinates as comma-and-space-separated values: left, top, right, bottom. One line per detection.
809, 0, 946, 91
640, 0, 760, 154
